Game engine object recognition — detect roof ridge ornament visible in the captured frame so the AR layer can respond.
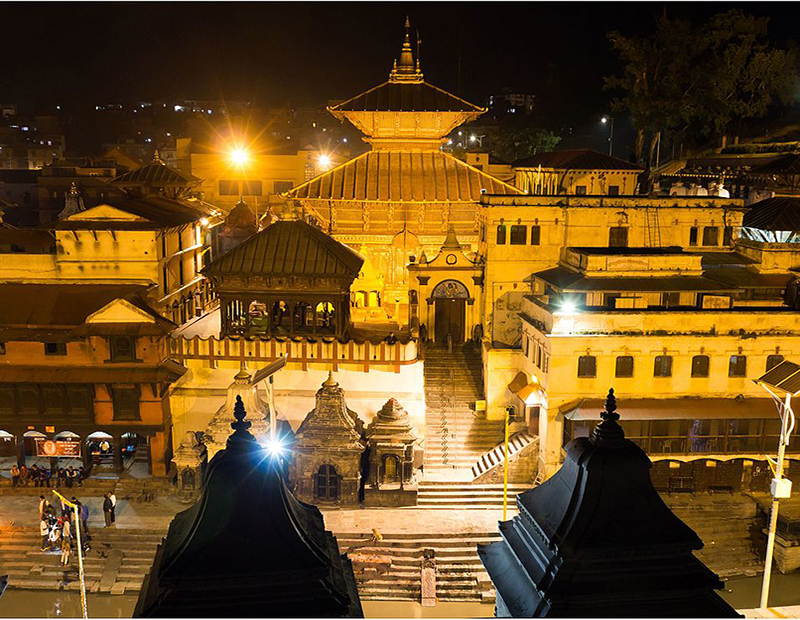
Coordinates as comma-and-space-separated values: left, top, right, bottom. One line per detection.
389, 17, 424, 83
152, 149, 164, 164
590, 387, 626, 447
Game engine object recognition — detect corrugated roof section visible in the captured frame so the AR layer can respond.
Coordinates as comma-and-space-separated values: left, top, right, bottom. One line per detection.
49, 195, 217, 229
330, 81, 484, 113
513, 149, 644, 171
112, 162, 200, 186
204, 220, 363, 278
743, 196, 800, 231
287, 151, 522, 202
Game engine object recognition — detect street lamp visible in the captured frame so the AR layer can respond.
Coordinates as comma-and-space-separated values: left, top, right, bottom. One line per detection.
754, 360, 799, 609
229, 147, 250, 167
601, 116, 614, 157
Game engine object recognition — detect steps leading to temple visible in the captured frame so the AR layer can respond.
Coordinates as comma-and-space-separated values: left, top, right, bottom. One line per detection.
335, 531, 499, 603
417, 481, 532, 509
470, 432, 536, 480
423, 345, 505, 476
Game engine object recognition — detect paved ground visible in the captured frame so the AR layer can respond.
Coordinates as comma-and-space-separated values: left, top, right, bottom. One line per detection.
322, 506, 513, 535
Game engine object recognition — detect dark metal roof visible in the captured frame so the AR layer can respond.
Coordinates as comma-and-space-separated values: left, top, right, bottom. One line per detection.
286, 150, 522, 202
703, 268, 793, 289
330, 80, 484, 113
534, 267, 736, 292
0, 169, 39, 183
747, 153, 800, 176
111, 161, 200, 187
46, 195, 217, 229
743, 196, 800, 231
204, 219, 364, 279
513, 149, 644, 171
0, 283, 149, 327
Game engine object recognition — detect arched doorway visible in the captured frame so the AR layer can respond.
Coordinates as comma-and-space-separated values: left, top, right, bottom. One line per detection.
86, 431, 115, 466
432, 280, 469, 344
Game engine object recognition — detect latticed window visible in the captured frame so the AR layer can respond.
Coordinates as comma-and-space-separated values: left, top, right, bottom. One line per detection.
315, 464, 340, 501
496, 224, 507, 245
615, 356, 634, 378
510, 225, 527, 245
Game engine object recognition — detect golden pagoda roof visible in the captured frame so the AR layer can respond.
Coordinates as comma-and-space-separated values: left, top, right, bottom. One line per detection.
330, 81, 484, 114
285, 150, 523, 202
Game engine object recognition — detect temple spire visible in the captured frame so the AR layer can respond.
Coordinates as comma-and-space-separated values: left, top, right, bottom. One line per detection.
591, 387, 625, 447
389, 17, 423, 83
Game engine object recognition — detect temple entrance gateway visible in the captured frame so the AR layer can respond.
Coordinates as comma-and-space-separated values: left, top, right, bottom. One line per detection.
432, 280, 469, 344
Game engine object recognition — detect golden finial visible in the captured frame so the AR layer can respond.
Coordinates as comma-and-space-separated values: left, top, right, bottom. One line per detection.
323, 371, 337, 387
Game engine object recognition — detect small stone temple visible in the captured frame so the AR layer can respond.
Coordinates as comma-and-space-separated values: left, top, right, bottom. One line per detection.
364, 398, 418, 507
202, 365, 292, 459
134, 396, 362, 617
478, 389, 741, 618
203, 217, 364, 339
171, 431, 207, 498
293, 373, 366, 508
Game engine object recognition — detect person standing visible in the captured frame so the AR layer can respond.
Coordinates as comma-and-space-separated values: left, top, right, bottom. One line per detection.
38, 495, 46, 519
102, 493, 113, 527
10, 464, 20, 487
60, 532, 71, 566
40, 516, 50, 551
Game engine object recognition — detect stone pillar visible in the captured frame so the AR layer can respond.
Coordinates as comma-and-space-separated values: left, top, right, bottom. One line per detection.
81, 436, 92, 471
113, 435, 124, 474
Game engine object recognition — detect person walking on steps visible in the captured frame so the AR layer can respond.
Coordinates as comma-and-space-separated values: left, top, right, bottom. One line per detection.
60, 532, 71, 566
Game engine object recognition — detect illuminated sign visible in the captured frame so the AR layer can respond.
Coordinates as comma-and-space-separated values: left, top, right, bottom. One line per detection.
35, 439, 81, 458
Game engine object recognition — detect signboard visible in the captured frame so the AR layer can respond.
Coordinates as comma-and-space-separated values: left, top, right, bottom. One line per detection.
35, 439, 81, 458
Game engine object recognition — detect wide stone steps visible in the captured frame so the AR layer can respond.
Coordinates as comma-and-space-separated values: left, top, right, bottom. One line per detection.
336, 531, 498, 603
417, 482, 532, 508
0, 526, 164, 593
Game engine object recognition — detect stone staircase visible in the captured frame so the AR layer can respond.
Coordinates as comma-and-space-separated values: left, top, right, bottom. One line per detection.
423, 344, 505, 479
0, 525, 166, 593
662, 493, 765, 578
335, 531, 500, 603
470, 431, 536, 480
417, 481, 531, 509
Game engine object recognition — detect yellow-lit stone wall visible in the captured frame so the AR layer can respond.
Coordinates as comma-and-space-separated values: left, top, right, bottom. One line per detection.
515, 167, 641, 196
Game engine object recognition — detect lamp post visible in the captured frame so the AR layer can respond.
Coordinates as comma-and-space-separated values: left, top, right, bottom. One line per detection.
754, 360, 799, 609
503, 405, 512, 521
601, 116, 614, 157
53, 490, 87, 619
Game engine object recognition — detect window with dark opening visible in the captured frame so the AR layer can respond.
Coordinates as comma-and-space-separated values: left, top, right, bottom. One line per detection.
218, 180, 239, 195
112, 388, 141, 421
575, 185, 587, 195
608, 185, 620, 196
729, 355, 747, 377
723, 226, 733, 246
702, 226, 719, 246
691, 355, 710, 378
654, 355, 673, 377
530, 225, 541, 245
615, 356, 634, 378
766, 355, 784, 372
510, 225, 527, 245
44, 342, 67, 356
577, 355, 597, 378
609, 227, 629, 248
111, 336, 136, 362
315, 464, 340, 501
496, 224, 507, 245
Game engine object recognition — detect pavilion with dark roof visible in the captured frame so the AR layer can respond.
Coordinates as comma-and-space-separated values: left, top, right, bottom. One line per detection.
111, 151, 201, 199
203, 218, 364, 339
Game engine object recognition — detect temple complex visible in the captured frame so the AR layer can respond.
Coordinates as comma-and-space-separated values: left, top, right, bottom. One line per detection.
285, 18, 522, 323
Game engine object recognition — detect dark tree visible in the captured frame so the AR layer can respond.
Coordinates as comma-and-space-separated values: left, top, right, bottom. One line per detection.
606, 10, 799, 164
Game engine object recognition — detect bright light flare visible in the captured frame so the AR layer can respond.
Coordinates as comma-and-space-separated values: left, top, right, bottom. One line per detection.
560, 300, 577, 315
200, 217, 209, 227
318, 154, 332, 170
229, 148, 250, 166
265, 437, 286, 458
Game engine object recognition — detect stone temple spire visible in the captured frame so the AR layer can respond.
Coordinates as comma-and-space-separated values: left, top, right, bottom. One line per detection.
389, 17, 423, 83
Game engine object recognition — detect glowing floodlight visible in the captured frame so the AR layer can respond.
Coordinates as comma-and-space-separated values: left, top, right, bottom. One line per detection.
265, 437, 286, 458
560, 300, 577, 315
318, 154, 332, 170
229, 147, 250, 166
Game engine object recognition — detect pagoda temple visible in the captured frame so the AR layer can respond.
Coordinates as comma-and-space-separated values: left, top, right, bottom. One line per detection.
478, 389, 741, 618
134, 396, 362, 618
285, 19, 522, 321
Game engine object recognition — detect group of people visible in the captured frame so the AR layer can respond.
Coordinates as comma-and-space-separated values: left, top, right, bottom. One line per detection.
11, 464, 88, 488
38, 494, 91, 567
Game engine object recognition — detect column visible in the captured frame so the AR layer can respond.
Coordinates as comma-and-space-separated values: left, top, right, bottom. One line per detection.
113, 435, 124, 474
16, 433, 25, 467
81, 435, 92, 472
146, 435, 153, 476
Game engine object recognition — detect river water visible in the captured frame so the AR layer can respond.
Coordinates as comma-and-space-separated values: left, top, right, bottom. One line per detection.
1, 574, 799, 618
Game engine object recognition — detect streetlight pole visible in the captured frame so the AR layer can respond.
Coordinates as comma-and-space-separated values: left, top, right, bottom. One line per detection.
503, 405, 511, 521
602, 116, 614, 157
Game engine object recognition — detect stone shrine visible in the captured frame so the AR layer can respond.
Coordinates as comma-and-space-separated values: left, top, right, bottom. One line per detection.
364, 398, 419, 507
478, 389, 741, 618
171, 431, 207, 498
293, 373, 366, 508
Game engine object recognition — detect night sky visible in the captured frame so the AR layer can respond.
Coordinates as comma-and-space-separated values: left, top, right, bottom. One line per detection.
2, 2, 798, 146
